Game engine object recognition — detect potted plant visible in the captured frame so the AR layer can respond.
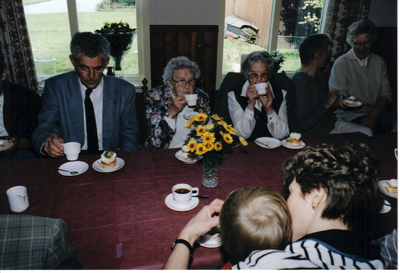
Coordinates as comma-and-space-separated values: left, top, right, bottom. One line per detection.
95, 22, 137, 74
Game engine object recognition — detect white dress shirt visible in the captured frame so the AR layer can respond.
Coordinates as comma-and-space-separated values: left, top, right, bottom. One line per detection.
228, 80, 289, 139
79, 79, 104, 150
0, 94, 8, 137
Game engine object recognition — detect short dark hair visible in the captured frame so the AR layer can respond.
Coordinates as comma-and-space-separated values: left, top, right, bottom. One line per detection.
241, 51, 275, 79
283, 142, 383, 237
299, 34, 331, 66
70, 32, 110, 67
220, 186, 292, 265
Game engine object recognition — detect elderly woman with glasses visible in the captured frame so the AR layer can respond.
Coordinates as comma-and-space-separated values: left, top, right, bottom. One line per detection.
329, 19, 393, 135
144, 56, 210, 150
228, 51, 289, 140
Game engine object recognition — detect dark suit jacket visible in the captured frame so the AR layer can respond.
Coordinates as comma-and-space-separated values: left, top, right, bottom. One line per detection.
0, 214, 82, 269
32, 71, 141, 154
2, 80, 41, 141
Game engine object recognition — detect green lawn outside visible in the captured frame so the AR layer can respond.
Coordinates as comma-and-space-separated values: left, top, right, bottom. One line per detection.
23, 0, 50, 5
26, 11, 138, 75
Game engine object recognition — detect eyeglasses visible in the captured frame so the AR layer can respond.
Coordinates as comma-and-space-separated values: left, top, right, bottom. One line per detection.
248, 72, 269, 80
171, 78, 196, 87
353, 41, 372, 47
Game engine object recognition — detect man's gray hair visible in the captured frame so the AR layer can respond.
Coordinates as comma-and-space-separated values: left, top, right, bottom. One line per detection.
70, 32, 110, 67
346, 19, 378, 46
162, 56, 201, 85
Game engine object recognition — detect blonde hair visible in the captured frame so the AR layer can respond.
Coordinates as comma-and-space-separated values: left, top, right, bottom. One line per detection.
220, 187, 292, 265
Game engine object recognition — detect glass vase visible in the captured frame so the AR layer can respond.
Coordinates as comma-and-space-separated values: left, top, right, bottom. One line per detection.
202, 156, 219, 188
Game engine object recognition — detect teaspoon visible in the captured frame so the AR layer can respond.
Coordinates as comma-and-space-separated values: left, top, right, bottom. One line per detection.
58, 168, 78, 175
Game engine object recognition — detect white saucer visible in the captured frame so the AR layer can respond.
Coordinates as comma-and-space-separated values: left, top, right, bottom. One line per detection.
197, 233, 222, 248
255, 137, 281, 149
92, 157, 125, 173
343, 100, 362, 108
183, 111, 198, 120
175, 150, 201, 164
380, 199, 391, 214
281, 140, 306, 149
165, 193, 199, 212
58, 161, 89, 176
0, 142, 13, 152
378, 180, 397, 199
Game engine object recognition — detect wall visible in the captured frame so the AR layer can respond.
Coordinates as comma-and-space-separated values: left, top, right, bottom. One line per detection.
368, 0, 397, 27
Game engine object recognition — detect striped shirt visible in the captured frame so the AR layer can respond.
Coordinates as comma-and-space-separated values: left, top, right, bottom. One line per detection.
233, 239, 384, 270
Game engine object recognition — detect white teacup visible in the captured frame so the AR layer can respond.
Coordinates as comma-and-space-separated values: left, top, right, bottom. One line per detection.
254, 83, 267, 95
185, 94, 198, 106
62, 142, 81, 161
172, 183, 199, 205
7, 186, 29, 213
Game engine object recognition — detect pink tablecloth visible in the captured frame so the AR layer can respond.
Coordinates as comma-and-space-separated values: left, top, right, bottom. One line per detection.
0, 133, 397, 269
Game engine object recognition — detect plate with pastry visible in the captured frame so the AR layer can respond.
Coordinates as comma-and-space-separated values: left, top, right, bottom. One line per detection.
343, 96, 362, 108
175, 149, 202, 164
0, 140, 13, 152
378, 179, 397, 199
282, 132, 305, 149
92, 151, 125, 173
255, 137, 281, 149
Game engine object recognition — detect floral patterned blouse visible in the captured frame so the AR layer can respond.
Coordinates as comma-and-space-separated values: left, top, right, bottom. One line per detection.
143, 85, 210, 150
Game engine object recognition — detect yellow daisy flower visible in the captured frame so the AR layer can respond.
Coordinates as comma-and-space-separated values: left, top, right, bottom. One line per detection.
204, 142, 214, 152
187, 140, 197, 152
195, 113, 208, 122
211, 114, 223, 121
196, 144, 207, 155
218, 120, 226, 126
202, 132, 215, 145
214, 142, 223, 151
222, 133, 233, 144
223, 123, 236, 135
196, 125, 206, 136
205, 123, 214, 131
239, 137, 248, 146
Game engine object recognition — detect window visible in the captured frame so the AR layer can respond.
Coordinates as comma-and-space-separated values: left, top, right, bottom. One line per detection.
23, 0, 149, 89
222, 0, 327, 75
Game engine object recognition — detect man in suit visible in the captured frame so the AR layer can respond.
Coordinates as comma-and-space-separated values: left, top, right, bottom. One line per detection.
32, 32, 140, 157
0, 214, 82, 269
0, 51, 41, 160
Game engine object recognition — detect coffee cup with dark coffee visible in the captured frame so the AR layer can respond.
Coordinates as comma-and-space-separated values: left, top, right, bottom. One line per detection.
172, 183, 199, 205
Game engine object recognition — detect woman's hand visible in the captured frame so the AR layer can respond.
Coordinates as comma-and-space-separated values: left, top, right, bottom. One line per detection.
167, 95, 187, 118
178, 199, 224, 246
246, 85, 259, 110
259, 84, 274, 114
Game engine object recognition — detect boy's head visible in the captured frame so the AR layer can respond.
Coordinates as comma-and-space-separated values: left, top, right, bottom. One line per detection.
220, 186, 292, 265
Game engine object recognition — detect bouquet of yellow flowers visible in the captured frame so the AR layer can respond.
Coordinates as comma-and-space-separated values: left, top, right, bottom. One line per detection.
184, 113, 247, 187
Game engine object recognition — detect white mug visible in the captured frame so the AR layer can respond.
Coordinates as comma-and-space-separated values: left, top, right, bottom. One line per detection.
254, 83, 267, 95
185, 94, 198, 106
62, 142, 81, 161
7, 186, 29, 213
172, 183, 199, 204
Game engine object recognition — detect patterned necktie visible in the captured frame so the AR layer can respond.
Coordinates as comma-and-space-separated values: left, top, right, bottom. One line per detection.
85, 88, 99, 153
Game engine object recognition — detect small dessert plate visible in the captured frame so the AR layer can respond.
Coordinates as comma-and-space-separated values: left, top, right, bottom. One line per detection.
183, 111, 198, 120
281, 140, 306, 149
255, 137, 281, 149
165, 193, 199, 212
0, 142, 13, 152
378, 180, 397, 199
92, 157, 125, 173
343, 100, 362, 108
197, 233, 222, 248
175, 150, 201, 164
58, 161, 89, 176
380, 199, 391, 214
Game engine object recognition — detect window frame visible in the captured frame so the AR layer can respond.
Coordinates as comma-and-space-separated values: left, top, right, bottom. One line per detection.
65, 0, 150, 91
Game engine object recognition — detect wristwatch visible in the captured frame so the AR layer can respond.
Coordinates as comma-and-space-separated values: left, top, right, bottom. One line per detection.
165, 110, 176, 119
171, 239, 193, 257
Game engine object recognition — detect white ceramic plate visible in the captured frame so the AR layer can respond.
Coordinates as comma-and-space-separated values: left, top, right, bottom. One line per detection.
175, 150, 201, 164
378, 180, 397, 199
92, 157, 125, 173
183, 111, 198, 120
343, 100, 362, 108
0, 141, 13, 152
197, 233, 222, 248
255, 137, 281, 149
281, 140, 306, 149
58, 161, 89, 176
165, 193, 199, 212
380, 199, 391, 214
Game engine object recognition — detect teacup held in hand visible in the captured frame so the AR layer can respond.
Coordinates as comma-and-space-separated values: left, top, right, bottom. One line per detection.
62, 142, 81, 161
255, 83, 267, 95
185, 94, 198, 106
